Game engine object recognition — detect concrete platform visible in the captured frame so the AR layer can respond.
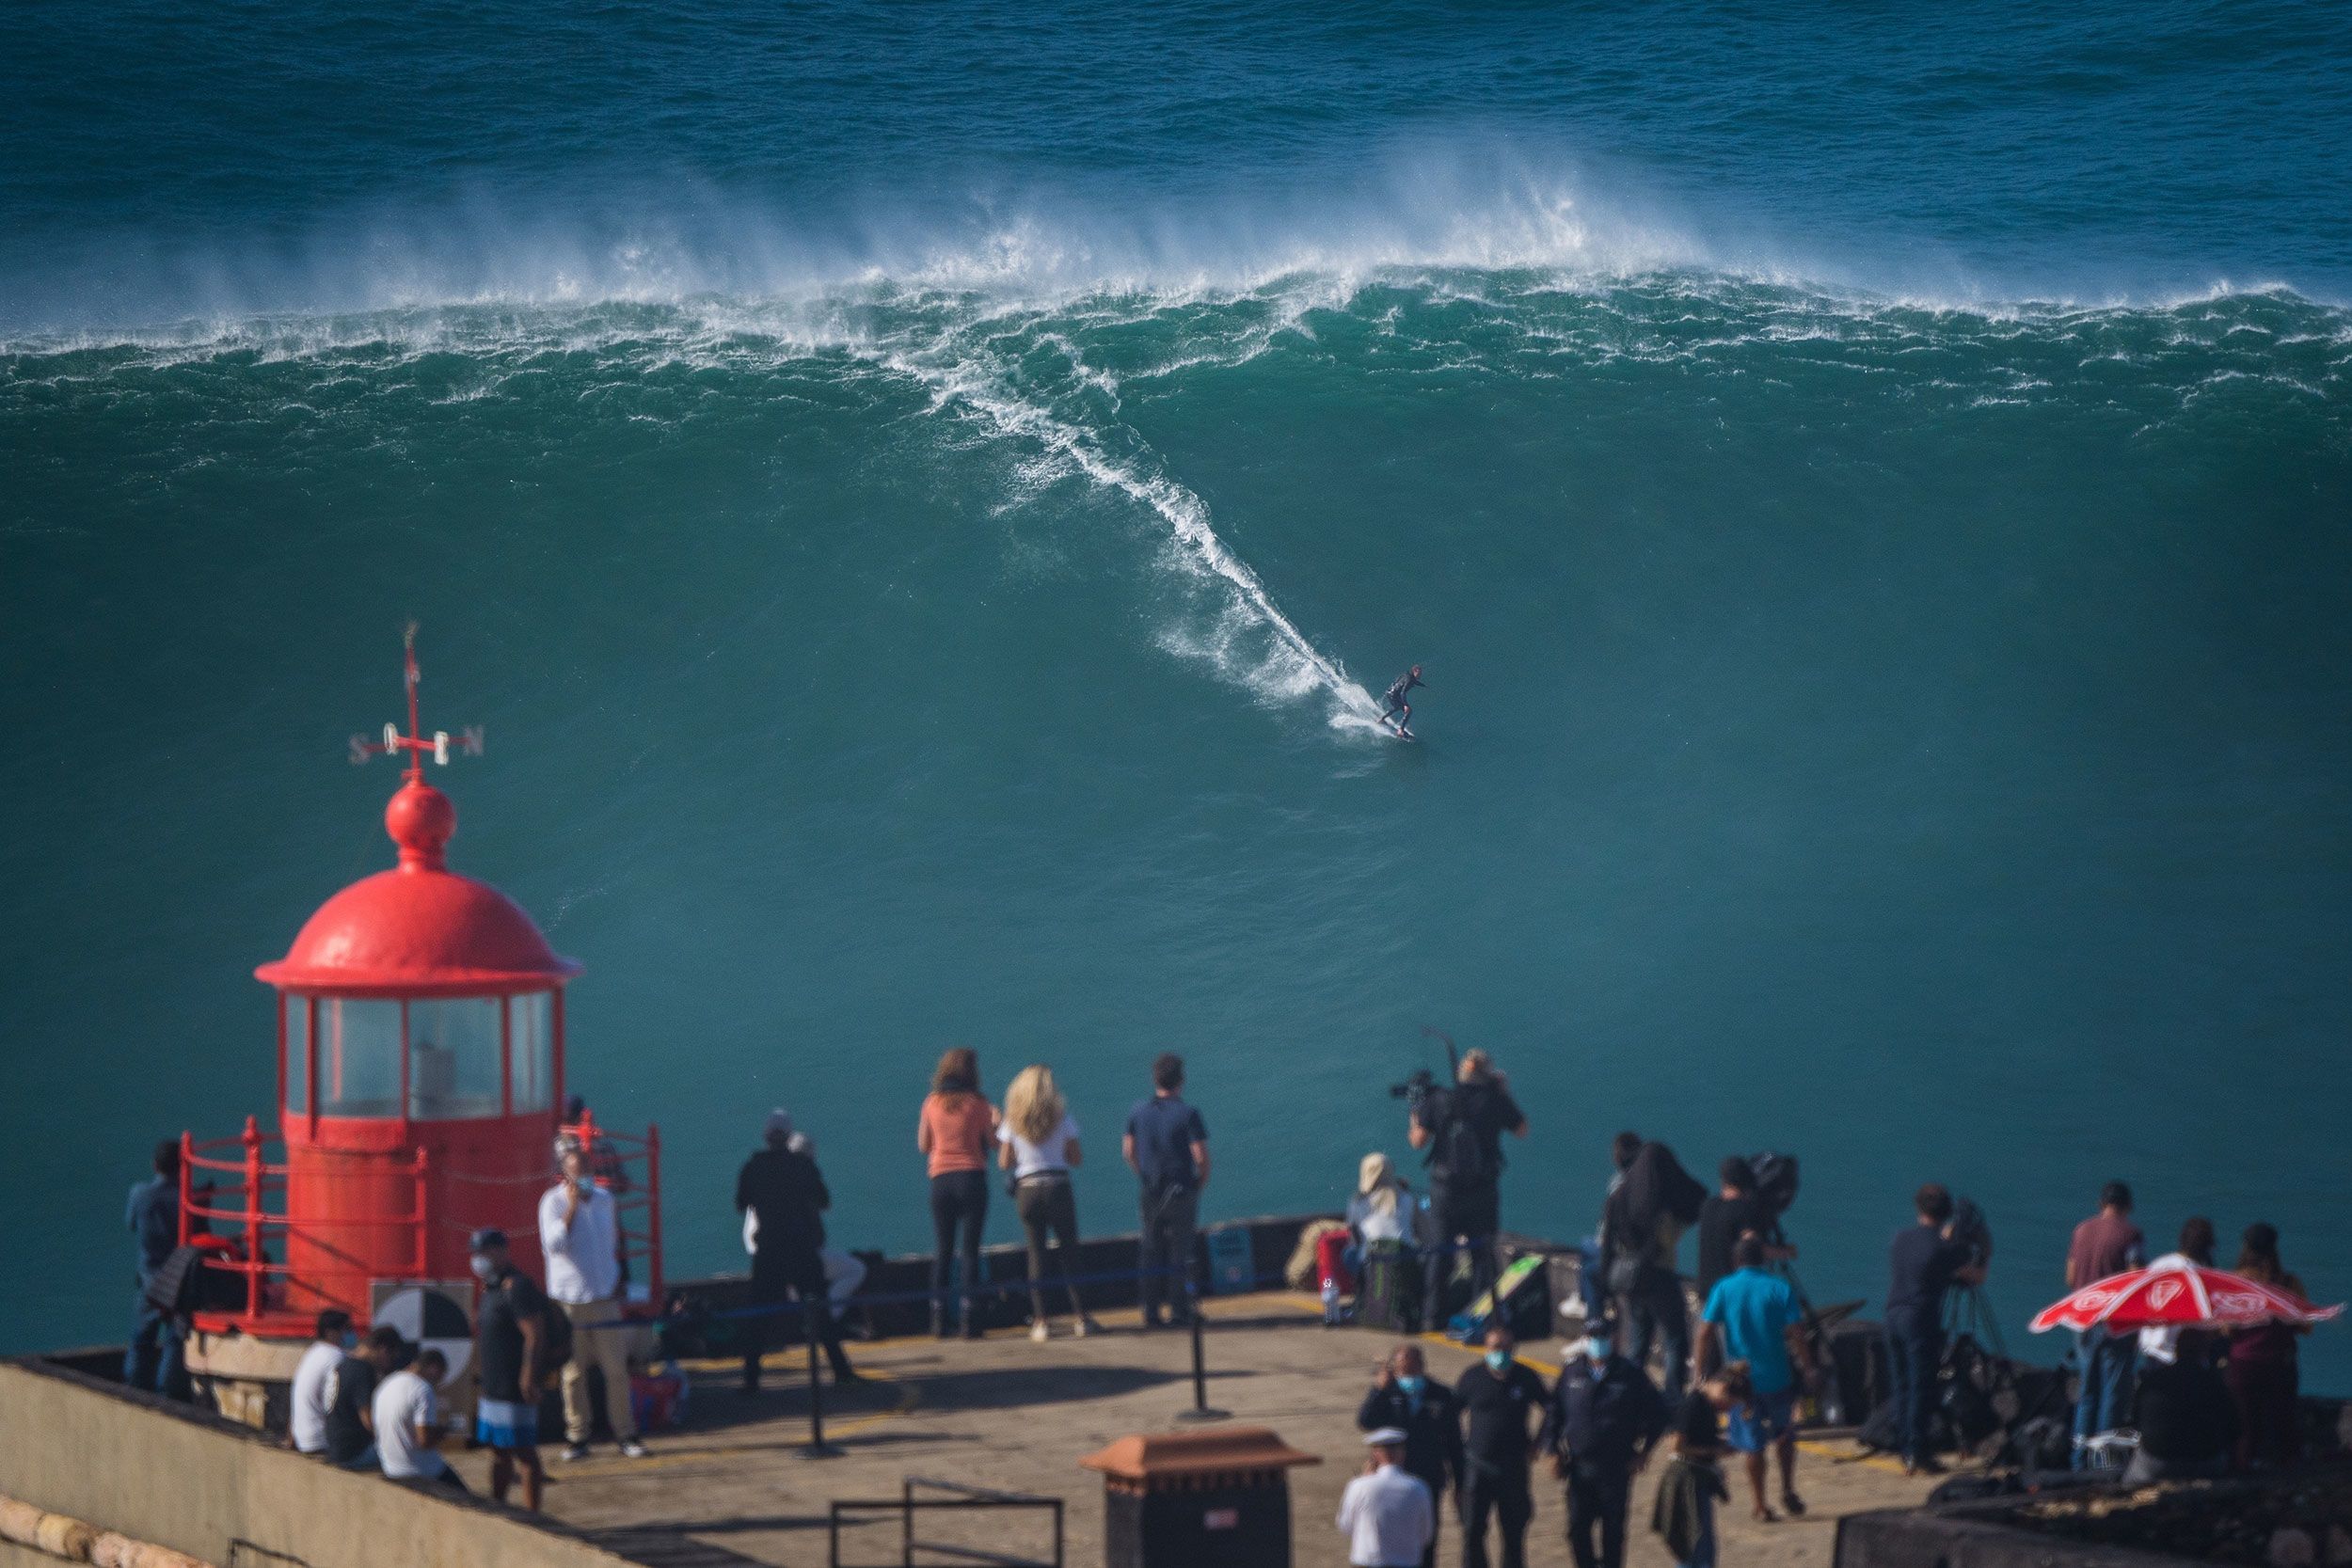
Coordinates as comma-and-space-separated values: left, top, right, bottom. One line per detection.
461, 1291, 1952, 1568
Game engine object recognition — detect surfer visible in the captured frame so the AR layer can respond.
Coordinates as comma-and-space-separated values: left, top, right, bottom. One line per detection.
1380, 666, 1423, 736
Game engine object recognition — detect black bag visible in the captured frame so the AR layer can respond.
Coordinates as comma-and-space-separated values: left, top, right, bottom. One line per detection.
1432, 1086, 1499, 1190
1357, 1242, 1420, 1333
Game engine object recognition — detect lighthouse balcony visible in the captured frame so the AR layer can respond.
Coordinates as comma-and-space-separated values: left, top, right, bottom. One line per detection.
175, 1110, 661, 1340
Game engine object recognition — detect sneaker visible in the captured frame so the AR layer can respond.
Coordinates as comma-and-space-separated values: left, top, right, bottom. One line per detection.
619, 1440, 648, 1459
560, 1443, 591, 1463
1073, 1316, 1100, 1338
1029, 1321, 1052, 1342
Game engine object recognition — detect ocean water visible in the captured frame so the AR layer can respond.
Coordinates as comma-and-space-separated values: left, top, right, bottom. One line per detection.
4, 1, 2349, 1386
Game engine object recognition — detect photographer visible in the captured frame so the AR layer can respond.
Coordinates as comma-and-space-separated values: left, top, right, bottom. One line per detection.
1882, 1183, 1989, 1477
1407, 1049, 1528, 1332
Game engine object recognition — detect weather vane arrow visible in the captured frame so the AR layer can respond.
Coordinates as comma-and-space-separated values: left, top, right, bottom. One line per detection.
348, 623, 484, 774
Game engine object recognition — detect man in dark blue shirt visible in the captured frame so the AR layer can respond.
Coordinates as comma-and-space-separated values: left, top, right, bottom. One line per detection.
1123, 1053, 1210, 1328
1358, 1342, 1465, 1568
1540, 1326, 1667, 1568
124, 1140, 185, 1396
1883, 1183, 1988, 1476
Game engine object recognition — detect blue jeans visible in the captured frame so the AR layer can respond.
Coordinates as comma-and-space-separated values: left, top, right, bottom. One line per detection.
2073, 1331, 2137, 1468
124, 1296, 185, 1398
1883, 1316, 1941, 1465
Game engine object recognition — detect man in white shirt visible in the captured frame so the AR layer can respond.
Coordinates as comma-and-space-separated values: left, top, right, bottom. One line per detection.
288, 1309, 351, 1456
373, 1349, 466, 1491
538, 1134, 647, 1461
1339, 1428, 1436, 1568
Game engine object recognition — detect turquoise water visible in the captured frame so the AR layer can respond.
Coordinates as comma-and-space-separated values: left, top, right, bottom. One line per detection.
3, 2, 2348, 1385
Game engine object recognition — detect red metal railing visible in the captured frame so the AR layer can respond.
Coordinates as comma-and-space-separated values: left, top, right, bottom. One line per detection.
178, 1118, 430, 1326
176, 1108, 661, 1332
561, 1110, 664, 1310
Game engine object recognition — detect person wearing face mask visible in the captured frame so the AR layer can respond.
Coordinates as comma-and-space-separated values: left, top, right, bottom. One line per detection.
1357, 1343, 1464, 1568
288, 1308, 354, 1456
1454, 1322, 1548, 1568
541, 1132, 647, 1461
469, 1227, 548, 1512
1539, 1323, 1668, 1568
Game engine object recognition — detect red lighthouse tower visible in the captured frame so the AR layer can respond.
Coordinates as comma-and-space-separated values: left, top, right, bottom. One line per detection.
181, 631, 659, 1384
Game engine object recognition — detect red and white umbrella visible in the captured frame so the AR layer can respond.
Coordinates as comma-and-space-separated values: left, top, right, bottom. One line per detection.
2030, 1255, 2344, 1336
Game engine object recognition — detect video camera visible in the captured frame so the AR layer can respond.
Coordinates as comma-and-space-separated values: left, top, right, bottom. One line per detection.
1745, 1150, 1801, 1219
1388, 1068, 1442, 1121
1948, 1196, 1994, 1270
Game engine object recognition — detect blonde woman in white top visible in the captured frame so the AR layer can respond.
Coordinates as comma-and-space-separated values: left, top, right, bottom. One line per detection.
998, 1065, 1100, 1341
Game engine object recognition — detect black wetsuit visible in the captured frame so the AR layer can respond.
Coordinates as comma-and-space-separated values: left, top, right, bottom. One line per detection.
1383, 671, 1424, 726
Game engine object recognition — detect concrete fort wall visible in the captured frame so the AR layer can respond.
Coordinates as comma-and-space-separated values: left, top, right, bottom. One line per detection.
0, 1359, 634, 1568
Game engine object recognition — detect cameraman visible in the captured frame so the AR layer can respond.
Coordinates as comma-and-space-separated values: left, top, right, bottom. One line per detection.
1408, 1049, 1528, 1332
1883, 1183, 1989, 1476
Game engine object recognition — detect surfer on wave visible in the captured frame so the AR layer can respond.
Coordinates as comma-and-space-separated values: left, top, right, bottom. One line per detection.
1379, 665, 1423, 736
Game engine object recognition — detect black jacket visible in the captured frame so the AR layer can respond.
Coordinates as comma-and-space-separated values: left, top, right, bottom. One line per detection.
735, 1145, 830, 1257
1359, 1379, 1467, 1496
1538, 1354, 1668, 1472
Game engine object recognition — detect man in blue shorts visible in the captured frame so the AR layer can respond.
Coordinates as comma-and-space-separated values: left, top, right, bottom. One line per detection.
1692, 1235, 1809, 1523
469, 1227, 549, 1512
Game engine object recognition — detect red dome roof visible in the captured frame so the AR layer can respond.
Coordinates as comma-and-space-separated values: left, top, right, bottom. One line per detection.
255, 778, 580, 996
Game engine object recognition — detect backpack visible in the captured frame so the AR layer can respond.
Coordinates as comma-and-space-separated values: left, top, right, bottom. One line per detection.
1433, 1086, 1498, 1189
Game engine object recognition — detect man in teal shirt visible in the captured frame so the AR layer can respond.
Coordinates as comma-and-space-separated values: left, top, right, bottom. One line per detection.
1692, 1235, 1809, 1523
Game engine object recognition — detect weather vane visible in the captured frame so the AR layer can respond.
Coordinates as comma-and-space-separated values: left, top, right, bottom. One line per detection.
348, 623, 484, 775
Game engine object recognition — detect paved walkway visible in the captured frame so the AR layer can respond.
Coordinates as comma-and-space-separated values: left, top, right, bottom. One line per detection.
448, 1292, 1948, 1568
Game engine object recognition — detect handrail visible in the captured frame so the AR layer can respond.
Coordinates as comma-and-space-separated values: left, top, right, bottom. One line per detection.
177, 1110, 662, 1324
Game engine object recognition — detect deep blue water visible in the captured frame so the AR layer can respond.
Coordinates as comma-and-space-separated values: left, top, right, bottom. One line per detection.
3, 1, 2348, 1386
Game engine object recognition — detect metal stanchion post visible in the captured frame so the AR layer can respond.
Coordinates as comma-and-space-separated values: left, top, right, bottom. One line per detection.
803, 1297, 842, 1458
1174, 1278, 1229, 1422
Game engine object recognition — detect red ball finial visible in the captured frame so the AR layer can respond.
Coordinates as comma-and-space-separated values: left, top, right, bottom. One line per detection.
385, 777, 455, 871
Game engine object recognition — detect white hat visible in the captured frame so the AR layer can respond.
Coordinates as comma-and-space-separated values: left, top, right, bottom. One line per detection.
1364, 1427, 1409, 1447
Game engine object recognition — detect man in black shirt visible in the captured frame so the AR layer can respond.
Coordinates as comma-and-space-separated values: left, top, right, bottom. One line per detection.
1693, 1157, 1795, 1301
1358, 1343, 1464, 1568
1883, 1184, 1987, 1476
1409, 1050, 1528, 1331
736, 1110, 858, 1391
324, 1325, 401, 1469
1454, 1322, 1547, 1568
470, 1227, 549, 1511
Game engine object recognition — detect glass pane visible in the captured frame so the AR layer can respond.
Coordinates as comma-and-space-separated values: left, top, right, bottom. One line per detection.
407, 998, 503, 1120
318, 999, 403, 1118
510, 992, 553, 1114
284, 996, 310, 1114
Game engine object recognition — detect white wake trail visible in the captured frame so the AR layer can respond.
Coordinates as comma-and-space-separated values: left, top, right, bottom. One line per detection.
872, 341, 1386, 733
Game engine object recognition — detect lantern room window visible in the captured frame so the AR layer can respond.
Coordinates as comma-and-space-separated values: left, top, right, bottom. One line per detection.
319, 999, 405, 1118
511, 991, 554, 1113
284, 995, 310, 1113
408, 997, 503, 1119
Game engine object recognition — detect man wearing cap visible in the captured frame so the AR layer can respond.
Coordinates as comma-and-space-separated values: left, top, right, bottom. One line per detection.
540, 1133, 647, 1461
735, 1110, 859, 1392
1540, 1323, 1668, 1568
1357, 1343, 1461, 1568
469, 1227, 548, 1511
1339, 1428, 1437, 1568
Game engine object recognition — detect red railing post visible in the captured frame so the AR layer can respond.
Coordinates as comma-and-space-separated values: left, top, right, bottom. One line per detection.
177, 1132, 194, 1247
644, 1123, 662, 1306
413, 1146, 432, 1281
241, 1116, 263, 1320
